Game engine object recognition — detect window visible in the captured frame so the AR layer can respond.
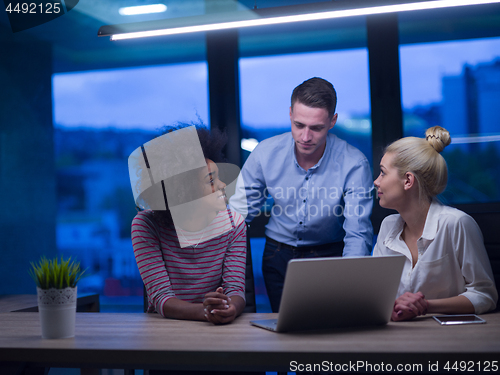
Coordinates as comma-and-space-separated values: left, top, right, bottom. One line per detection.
239, 49, 372, 165
400, 37, 500, 204
52, 62, 208, 311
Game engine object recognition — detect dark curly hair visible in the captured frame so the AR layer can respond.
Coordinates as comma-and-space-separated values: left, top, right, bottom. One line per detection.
151, 122, 227, 227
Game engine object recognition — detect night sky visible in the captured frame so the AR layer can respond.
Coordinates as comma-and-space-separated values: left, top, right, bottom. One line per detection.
53, 36, 500, 131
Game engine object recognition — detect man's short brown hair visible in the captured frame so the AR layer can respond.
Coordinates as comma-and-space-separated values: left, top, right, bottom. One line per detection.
291, 77, 337, 118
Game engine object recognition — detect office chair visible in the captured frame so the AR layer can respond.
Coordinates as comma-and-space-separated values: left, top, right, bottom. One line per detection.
243, 224, 257, 313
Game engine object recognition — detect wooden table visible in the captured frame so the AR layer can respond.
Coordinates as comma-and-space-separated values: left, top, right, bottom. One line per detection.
0, 312, 499, 373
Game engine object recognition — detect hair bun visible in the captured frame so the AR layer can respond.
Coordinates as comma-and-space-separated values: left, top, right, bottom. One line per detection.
425, 126, 451, 153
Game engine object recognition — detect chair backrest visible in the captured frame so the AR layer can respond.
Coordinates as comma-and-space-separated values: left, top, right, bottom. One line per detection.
243, 225, 257, 313
143, 285, 148, 313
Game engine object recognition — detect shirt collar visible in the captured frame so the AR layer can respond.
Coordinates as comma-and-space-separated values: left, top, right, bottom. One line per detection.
383, 198, 442, 248
292, 133, 332, 171
383, 215, 405, 248
420, 199, 442, 241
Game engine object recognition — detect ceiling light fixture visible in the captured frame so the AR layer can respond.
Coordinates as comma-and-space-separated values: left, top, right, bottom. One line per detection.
99, 0, 500, 41
118, 4, 167, 16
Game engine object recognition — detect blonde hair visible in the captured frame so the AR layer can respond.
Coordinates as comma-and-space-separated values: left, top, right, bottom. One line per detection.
385, 126, 451, 201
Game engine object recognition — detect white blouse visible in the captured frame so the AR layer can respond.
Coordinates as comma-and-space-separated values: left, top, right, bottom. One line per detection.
373, 200, 497, 314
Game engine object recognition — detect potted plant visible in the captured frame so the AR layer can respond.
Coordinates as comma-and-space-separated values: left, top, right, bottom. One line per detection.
29, 256, 86, 339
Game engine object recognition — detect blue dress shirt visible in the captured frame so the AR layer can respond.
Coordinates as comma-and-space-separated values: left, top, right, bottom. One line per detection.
230, 132, 374, 257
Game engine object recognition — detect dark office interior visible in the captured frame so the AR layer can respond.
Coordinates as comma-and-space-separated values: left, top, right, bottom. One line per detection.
1, 0, 499, 312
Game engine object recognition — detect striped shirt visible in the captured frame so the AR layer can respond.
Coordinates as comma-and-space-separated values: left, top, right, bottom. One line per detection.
131, 208, 247, 317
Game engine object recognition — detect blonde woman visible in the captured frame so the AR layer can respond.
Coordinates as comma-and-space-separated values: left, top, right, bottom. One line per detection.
373, 126, 497, 321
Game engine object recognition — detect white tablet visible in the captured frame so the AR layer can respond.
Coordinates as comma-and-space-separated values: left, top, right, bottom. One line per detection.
433, 314, 486, 325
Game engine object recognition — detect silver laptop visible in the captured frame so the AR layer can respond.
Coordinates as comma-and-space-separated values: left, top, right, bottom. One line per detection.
250, 255, 405, 332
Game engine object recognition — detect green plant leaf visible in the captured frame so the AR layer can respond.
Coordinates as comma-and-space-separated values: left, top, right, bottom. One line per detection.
28, 255, 87, 290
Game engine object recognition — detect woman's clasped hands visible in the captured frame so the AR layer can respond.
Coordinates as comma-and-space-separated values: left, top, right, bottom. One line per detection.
392, 291, 429, 321
203, 287, 238, 325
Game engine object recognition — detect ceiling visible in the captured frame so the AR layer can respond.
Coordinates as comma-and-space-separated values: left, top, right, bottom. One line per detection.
0, 0, 362, 72
1, 0, 500, 73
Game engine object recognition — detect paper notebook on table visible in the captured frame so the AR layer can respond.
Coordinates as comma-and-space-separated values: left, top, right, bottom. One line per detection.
250, 255, 405, 333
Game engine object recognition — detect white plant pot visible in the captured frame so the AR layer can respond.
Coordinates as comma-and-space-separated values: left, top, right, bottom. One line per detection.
37, 286, 77, 339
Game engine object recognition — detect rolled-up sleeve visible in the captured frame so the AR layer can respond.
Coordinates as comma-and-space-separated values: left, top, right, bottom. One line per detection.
222, 218, 247, 300
342, 158, 374, 257
131, 212, 176, 317
456, 215, 498, 314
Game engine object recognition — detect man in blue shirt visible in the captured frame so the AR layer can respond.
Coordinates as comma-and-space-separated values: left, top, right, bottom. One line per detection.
230, 77, 374, 312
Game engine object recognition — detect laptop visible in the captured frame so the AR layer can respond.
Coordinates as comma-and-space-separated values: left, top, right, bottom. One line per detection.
250, 254, 405, 332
